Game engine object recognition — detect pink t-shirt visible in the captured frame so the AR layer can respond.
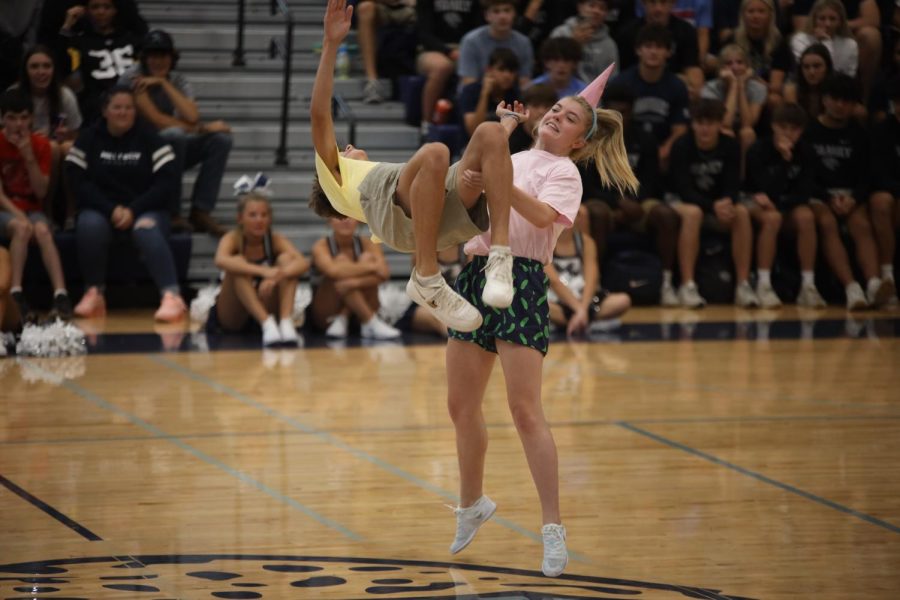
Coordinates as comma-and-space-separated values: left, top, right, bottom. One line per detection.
465, 149, 582, 264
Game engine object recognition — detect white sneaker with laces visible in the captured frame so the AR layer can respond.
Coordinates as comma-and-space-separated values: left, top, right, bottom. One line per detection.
868, 277, 895, 308
735, 281, 761, 308
449, 495, 496, 554
660, 282, 680, 307
756, 282, 782, 309
407, 274, 482, 332
481, 248, 515, 309
326, 314, 349, 338
262, 316, 281, 347
541, 523, 568, 577
362, 79, 384, 104
796, 283, 826, 308
279, 319, 299, 345
846, 282, 868, 311
361, 316, 401, 340
678, 282, 706, 309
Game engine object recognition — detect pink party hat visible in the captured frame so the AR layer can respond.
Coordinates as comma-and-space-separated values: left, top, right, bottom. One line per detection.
578, 64, 615, 107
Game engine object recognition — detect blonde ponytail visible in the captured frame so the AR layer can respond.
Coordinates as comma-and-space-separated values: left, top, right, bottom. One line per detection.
569, 100, 639, 198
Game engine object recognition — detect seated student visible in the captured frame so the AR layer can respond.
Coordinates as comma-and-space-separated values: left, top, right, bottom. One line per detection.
744, 103, 826, 308
701, 43, 766, 159
508, 83, 558, 153
867, 76, 900, 307
0, 247, 22, 348
551, 0, 619, 83
309, 216, 401, 340
13, 45, 84, 228
635, 0, 714, 72
611, 24, 690, 167
580, 80, 680, 305
118, 30, 232, 237
513, 0, 576, 50
60, 0, 142, 123
355, 0, 417, 104
0, 89, 72, 321
65, 86, 188, 322
615, 0, 704, 97
208, 180, 310, 347
669, 98, 759, 308
457, 0, 535, 89
459, 48, 521, 139
804, 74, 892, 309
529, 37, 588, 99
783, 43, 834, 121
546, 216, 631, 336
790, 0, 859, 79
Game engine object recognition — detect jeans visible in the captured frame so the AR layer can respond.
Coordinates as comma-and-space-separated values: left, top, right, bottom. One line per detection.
76, 209, 179, 296
160, 127, 233, 215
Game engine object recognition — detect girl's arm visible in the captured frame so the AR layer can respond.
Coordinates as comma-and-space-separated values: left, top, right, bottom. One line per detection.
214, 231, 274, 277
311, 0, 352, 181
272, 233, 311, 278
544, 263, 581, 312
510, 186, 560, 228
311, 237, 380, 279
580, 234, 599, 310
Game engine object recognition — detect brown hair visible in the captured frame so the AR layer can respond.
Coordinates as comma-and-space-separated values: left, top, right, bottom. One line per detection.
308, 176, 345, 220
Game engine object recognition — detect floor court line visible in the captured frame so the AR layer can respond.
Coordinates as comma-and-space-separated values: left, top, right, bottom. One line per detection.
18, 361, 365, 543
152, 355, 594, 565
0, 474, 103, 541
617, 421, 900, 535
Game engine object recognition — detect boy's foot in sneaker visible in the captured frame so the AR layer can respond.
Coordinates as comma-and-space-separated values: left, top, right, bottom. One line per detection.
678, 281, 706, 309
541, 523, 568, 577
660, 282, 680, 307
362, 79, 384, 104
735, 281, 761, 308
407, 271, 482, 332
867, 277, 894, 308
796, 284, 826, 308
845, 282, 868, 311
756, 283, 782, 309
50, 291, 73, 320
481, 247, 514, 308
262, 315, 282, 347
361, 316, 401, 339
449, 495, 496, 554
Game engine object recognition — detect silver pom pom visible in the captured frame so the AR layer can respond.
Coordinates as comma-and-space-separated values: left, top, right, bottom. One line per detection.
15, 320, 87, 357
377, 282, 412, 325
292, 283, 312, 328
190, 284, 221, 323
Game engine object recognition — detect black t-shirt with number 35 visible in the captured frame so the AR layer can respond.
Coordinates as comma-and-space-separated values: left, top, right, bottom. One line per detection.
72, 28, 140, 123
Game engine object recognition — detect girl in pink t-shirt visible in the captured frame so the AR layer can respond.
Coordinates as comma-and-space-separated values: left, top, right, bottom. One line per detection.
445, 93, 637, 577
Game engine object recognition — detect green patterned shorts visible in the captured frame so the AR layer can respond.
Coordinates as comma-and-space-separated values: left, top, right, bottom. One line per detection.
449, 255, 551, 355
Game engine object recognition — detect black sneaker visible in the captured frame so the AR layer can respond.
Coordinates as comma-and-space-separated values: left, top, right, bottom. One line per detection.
51, 292, 74, 320
10, 290, 34, 323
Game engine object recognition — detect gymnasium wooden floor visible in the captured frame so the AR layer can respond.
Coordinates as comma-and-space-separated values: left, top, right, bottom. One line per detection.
1, 306, 898, 600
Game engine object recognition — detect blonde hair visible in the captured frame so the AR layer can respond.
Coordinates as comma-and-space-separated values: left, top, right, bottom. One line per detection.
234, 191, 273, 254
569, 96, 639, 198
719, 43, 748, 64
735, 0, 782, 65
804, 0, 851, 37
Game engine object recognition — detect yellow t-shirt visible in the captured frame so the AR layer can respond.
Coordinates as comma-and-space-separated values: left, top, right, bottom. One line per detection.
313, 150, 379, 224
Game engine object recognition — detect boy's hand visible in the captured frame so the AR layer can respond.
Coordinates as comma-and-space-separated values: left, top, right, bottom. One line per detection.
753, 193, 775, 210
713, 198, 735, 223
324, 0, 353, 45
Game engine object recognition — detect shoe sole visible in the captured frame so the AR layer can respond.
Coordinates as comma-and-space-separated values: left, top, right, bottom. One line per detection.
407, 281, 483, 332
542, 554, 569, 578
449, 502, 497, 555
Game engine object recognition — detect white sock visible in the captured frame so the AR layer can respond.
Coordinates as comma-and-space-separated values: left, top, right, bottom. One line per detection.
415, 270, 443, 288
10, 286, 22, 294
489, 244, 511, 255
54, 288, 68, 297
263, 315, 277, 327
757, 270, 771, 287
867, 277, 881, 291
801, 271, 815, 287
662, 270, 673, 287
683, 279, 696, 288
882, 264, 894, 282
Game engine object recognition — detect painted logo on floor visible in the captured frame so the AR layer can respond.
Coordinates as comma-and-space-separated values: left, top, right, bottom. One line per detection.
0, 555, 756, 600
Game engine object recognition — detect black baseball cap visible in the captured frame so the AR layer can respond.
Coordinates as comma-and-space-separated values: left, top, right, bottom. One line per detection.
143, 30, 175, 53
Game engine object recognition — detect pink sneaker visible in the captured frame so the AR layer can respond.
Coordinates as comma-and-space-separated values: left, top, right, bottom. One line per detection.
154, 292, 187, 323
74, 287, 106, 318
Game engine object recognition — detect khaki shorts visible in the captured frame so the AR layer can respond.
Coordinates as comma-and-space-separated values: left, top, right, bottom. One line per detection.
375, 2, 416, 25
357, 161, 490, 253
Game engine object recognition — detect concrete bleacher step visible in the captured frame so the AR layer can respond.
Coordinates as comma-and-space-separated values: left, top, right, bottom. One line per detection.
176, 51, 322, 74
220, 149, 416, 171
161, 24, 332, 53
200, 98, 404, 122
142, 4, 325, 26
190, 73, 388, 101
225, 122, 418, 152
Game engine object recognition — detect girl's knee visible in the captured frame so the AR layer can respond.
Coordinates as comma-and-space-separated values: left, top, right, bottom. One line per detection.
762, 209, 783, 228
869, 192, 895, 216
792, 205, 814, 229
32, 221, 53, 241
677, 203, 703, 222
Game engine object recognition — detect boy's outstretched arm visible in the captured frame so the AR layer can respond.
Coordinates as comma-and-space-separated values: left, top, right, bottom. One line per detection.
311, 0, 353, 179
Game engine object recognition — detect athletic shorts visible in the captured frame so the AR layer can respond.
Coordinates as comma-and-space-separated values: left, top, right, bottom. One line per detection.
449, 255, 551, 356
357, 161, 490, 253
0, 210, 51, 240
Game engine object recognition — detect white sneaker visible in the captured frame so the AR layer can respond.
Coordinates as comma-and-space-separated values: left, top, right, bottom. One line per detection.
361, 316, 401, 340
756, 282, 782, 309
262, 316, 281, 347
481, 248, 515, 309
279, 319, 299, 345
407, 274, 482, 332
868, 277, 895, 308
541, 523, 568, 577
449, 495, 496, 554
660, 282, 680, 307
325, 314, 349, 338
796, 284, 827, 308
678, 282, 706, 309
735, 281, 761, 308
846, 282, 869, 311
